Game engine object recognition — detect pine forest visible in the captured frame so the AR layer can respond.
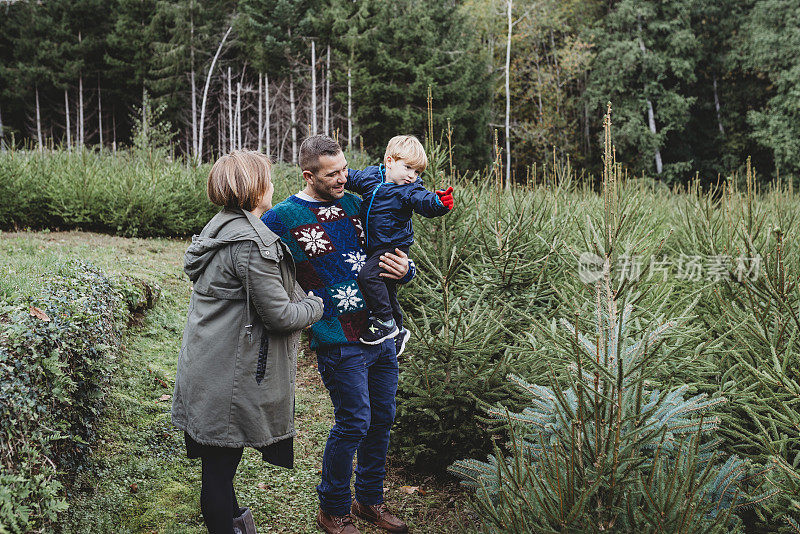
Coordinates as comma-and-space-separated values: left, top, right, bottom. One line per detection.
2, 0, 800, 182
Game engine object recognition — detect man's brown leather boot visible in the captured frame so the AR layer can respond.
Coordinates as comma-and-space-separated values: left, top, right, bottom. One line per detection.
351, 501, 408, 533
316, 508, 361, 534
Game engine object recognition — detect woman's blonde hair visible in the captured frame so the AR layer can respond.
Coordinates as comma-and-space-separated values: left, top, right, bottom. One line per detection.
207, 150, 272, 211
384, 135, 428, 173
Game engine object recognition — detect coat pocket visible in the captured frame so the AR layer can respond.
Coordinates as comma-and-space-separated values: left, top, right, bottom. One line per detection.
256, 334, 269, 385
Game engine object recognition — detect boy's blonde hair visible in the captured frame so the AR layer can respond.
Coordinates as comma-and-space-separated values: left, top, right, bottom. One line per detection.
207, 150, 272, 211
384, 135, 428, 173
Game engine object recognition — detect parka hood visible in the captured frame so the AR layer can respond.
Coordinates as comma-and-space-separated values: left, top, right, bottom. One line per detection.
184, 208, 279, 282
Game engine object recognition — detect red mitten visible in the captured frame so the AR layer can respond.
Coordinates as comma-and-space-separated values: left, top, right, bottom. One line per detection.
436, 186, 454, 210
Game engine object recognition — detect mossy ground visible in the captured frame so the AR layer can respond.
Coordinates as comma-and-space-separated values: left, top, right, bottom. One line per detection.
1, 230, 478, 533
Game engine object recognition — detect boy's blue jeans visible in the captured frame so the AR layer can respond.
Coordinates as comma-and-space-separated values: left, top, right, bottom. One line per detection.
315, 340, 398, 516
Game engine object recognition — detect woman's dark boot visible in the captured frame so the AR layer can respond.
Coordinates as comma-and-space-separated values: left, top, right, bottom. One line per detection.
233, 507, 257, 534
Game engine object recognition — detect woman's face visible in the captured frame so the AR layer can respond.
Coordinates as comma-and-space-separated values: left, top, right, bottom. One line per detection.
254, 178, 274, 214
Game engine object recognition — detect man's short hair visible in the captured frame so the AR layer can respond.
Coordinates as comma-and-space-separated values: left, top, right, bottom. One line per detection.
384, 135, 428, 173
299, 135, 343, 174
207, 150, 271, 211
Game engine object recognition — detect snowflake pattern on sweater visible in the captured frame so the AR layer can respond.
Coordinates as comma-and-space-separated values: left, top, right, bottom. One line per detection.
343, 251, 367, 273
261, 193, 374, 349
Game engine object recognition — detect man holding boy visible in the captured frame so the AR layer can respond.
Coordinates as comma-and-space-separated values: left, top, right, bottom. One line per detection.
261, 135, 412, 534
345, 135, 453, 348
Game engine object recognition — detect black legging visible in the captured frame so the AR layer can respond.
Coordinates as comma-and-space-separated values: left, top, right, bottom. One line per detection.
200, 447, 243, 534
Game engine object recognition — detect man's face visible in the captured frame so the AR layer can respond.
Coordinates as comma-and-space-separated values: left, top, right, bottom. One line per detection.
303, 152, 348, 201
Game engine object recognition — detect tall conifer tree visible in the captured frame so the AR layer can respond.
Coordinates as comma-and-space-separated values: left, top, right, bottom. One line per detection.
345, 0, 492, 169
0, 2, 60, 145
587, 0, 700, 181
149, 0, 235, 158
739, 0, 800, 177
105, 0, 158, 141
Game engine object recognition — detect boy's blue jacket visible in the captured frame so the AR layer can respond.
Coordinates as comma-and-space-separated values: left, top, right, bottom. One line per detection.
346, 165, 449, 254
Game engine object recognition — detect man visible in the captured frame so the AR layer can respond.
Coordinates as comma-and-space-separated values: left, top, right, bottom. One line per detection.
261, 135, 411, 534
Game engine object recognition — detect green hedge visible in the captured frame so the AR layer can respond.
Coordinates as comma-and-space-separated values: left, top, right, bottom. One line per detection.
0, 149, 307, 237
0, 260, 157, 533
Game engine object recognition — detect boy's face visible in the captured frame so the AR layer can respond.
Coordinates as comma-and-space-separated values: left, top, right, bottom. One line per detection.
384, 156, 420, 185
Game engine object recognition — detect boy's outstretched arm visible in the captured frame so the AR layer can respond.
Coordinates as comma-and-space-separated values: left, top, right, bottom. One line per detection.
403, 182, 453, 217
344, 167, 380, 195
344, 168, 361, 193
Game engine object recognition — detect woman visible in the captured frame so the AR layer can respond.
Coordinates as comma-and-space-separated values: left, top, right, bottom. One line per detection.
171, 150, 324, 534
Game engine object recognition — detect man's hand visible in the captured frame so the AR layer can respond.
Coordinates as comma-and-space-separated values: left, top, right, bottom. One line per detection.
436, 186, 454, 210
378, 248, 410, 279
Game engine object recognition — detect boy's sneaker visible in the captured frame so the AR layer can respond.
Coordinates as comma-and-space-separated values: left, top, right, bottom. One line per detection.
395, 328, 411, 359
360, 317, 399, 345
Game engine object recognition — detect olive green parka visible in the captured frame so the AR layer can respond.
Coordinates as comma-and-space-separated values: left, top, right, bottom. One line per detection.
171, 208, 323, 448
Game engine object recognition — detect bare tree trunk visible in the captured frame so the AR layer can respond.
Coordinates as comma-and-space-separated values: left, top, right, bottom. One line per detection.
713, 75, 725, 135
584, 100, 590, 159
645, 98, 662, 173
290, 73, 297, 163
77, 31, 84, 148
488, 34, 494, 74
0, 105, 4, 146
279, 113, 286, 162
112, 107, 116, 153
347, 66, 352, 149
236, 80, 242, 150
198, 25, 232, 163
78, 75, 84, 147
97, 80, 103, 147
534, 53, 544, 117
65, 88, 71, 150
35, 86, 43, 151
265, 74, 271, 156
311, 40, 317, 135
75, 89, 80, 148
550, 29, 562, 116
504, 0, 512, 189
190, 11, 198, 160
218, 109, 223, 157
324, 45, 331, 136
257, 73, 263, 152
582, 73, 590, 159
141, 87, 148, 141
279, 117, 288, 162
191, 68, 197, 157
227, 67, 234, 152
638, 17, 662, 175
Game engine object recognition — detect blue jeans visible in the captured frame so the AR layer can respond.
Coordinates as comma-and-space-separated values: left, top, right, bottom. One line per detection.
315, 340, 398, 516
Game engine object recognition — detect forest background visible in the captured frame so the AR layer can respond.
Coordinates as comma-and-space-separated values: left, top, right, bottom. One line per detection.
2, 0, 799, 184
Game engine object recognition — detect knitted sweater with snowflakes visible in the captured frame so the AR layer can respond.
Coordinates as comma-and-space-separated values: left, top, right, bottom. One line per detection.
261, 192, 415, 349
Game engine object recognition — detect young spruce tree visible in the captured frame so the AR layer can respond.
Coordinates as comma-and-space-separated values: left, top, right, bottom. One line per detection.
448, 105, 779, 533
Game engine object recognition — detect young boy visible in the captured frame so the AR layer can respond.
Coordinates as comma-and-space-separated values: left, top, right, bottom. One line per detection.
346, 135, 454, 351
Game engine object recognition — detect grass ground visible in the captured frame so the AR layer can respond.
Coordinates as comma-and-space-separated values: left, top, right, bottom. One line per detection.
0, 230, 479, 534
